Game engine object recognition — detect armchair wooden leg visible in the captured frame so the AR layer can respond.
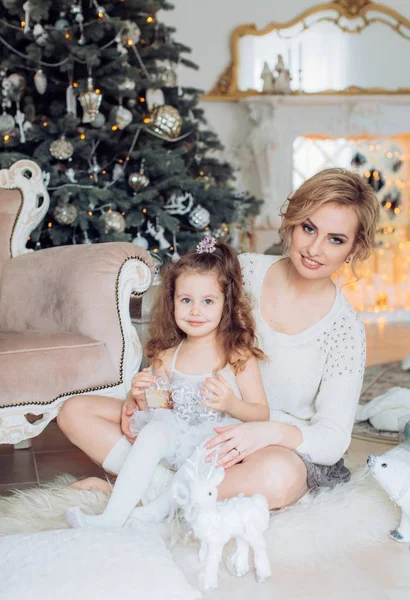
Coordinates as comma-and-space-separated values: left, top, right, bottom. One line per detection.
13, 439, 32, 449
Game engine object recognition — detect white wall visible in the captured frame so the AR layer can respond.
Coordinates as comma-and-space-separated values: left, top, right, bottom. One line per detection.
161, 0, 410, 248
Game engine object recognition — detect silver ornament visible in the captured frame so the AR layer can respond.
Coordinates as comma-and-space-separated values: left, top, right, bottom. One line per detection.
165, 191, 194, 215
100, 211, 126, 234
0, 112, 15, 135
158, 66, 177, 88
127, 98, 137, 108
147, 105, 182, 139
189, 204, 211, 229
53, 202, 78, 225
34, 69, 47, 95
49, 136, 74, 160
7, 74, 25, 101
115, 105, 133, 130
132, 233, 149, 249
55, 18, 69, 30
118, 78, 136, 92
79, 77, 102, 123
121, 21, 141, 45
112, 163, 125, 183
91, 112, 106, 128
33, 23, 48, 46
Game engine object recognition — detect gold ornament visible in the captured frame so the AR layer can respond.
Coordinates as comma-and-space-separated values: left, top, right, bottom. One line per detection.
49, 135, 74, 160
53, 202, 78, 225
79, 77, 102, 123
147, 105, 182, 139
128, 159, 150, 192
100, 211, 126, 233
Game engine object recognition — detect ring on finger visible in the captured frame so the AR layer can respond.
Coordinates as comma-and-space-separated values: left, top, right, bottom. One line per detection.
232, 447, 241, 456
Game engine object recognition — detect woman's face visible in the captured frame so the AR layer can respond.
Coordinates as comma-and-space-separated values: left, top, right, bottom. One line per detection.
288, 202, 359, 280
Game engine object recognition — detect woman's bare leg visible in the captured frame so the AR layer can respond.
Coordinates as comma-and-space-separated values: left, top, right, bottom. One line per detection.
57, 394, 124, 465
217, 446, 308, 509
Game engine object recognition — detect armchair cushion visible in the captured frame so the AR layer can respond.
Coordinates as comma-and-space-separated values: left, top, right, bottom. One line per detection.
0, 331, 117, 409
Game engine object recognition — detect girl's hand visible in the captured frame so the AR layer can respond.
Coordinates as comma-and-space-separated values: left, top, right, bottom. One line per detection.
205, 421, 277, 469
121, 397, 138, 442
131, 368, 155, 409
200, 374, 237, 413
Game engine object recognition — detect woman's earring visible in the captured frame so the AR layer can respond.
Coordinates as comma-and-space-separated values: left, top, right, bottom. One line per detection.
345, 257, 351, 264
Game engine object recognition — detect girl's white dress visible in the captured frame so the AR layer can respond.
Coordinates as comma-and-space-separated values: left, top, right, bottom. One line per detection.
129, 342, 240, 469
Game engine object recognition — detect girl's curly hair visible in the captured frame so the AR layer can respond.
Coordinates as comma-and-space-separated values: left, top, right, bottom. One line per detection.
145, 242, 264, 373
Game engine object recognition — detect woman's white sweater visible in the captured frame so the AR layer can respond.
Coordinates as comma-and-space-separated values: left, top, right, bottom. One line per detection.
239, 253, 366, 466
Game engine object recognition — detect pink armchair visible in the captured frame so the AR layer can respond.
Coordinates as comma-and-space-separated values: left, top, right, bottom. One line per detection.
0, 160, 153, 445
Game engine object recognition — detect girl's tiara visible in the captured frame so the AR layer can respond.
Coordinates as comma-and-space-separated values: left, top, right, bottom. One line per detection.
196, 236, 217, 254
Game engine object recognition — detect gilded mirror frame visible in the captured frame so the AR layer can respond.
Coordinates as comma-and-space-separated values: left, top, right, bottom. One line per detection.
203, 0, 410, 100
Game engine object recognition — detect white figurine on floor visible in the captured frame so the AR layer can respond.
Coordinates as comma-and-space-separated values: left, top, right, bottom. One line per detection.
367, 420, 410, 543
174, 446, 271, 591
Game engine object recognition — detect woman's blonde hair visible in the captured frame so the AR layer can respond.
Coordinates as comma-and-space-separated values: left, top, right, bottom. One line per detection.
279, 168, 380, 273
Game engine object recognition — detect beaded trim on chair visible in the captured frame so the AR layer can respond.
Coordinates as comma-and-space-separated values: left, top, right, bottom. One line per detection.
1, 254, 151, 409
6, 186, 24, 259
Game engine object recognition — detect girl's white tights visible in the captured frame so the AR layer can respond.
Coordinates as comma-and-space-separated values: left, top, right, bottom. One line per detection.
67, 421, 178, 529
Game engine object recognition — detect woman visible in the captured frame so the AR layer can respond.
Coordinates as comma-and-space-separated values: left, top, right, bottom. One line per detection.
57, 167, 380, 510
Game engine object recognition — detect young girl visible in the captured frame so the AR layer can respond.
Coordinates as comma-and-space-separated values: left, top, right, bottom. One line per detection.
66, 237, 269, 529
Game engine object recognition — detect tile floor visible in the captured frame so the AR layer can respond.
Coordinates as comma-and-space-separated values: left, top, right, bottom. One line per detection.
1, 320, 410, 598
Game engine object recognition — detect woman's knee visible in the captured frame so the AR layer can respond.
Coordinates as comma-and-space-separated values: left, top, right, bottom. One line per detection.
57, 395, 91, 432
247, 448, 307, 508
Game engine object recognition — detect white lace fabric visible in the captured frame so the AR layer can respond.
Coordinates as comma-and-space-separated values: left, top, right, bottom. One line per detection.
239, 253, 366, 466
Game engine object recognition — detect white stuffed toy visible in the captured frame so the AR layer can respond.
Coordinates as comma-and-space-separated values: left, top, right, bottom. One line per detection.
173, 446, 271, 591
367, 420, 410, 542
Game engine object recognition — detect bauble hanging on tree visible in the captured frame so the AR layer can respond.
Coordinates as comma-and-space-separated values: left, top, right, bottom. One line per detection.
53, 201, 78, 225
100, 211, 126, 234
34, 69, 47, 95
147, 105, 182, 139
128, 159, 150, 192
189, 204, 211, 229
49, 135, 74, 160
79, 77, 102, 123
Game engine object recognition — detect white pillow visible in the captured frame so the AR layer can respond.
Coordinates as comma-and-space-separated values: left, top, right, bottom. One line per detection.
0, 527, 201, 600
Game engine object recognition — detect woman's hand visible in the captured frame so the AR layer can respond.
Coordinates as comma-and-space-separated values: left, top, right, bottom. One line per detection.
205, 421, 278, 469
200, 374, 237, 413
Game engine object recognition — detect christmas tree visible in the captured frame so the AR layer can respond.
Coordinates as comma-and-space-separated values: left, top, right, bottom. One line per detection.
0, 0, 260, 259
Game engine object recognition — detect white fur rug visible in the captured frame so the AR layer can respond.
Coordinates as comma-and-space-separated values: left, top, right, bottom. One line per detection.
0, 466, 399, 567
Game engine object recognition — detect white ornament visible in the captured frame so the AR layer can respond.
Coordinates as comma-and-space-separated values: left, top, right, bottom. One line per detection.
121, 21, 141, 45
368, 422, 410, 543
174, 446, 271, 591
273, 54, 291, 94
33, 23, 48, 46
23, 1, 31, 33
15, 104, 26, 143
112, 163, 125, 183
132, 233, 149, 249
65, 168, 77, 183
66, 84, 77, 117
115, 105, 133, 130
91, 112, 106, 128
118, 78, 136, 92
146, 221, 171, 249
34, 69, 47, 95
146, 88, 165, 111
165, 191, 194, 215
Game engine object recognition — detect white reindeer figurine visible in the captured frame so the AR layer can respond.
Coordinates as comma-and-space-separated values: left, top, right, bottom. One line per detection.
173, 446, 271, 590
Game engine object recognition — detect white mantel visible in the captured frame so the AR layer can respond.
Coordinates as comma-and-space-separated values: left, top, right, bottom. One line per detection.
240, 94, 410, 240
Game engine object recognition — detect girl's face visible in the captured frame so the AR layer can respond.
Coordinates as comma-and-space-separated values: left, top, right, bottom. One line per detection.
174, 270, 225, 339
289, 202, 360, 280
